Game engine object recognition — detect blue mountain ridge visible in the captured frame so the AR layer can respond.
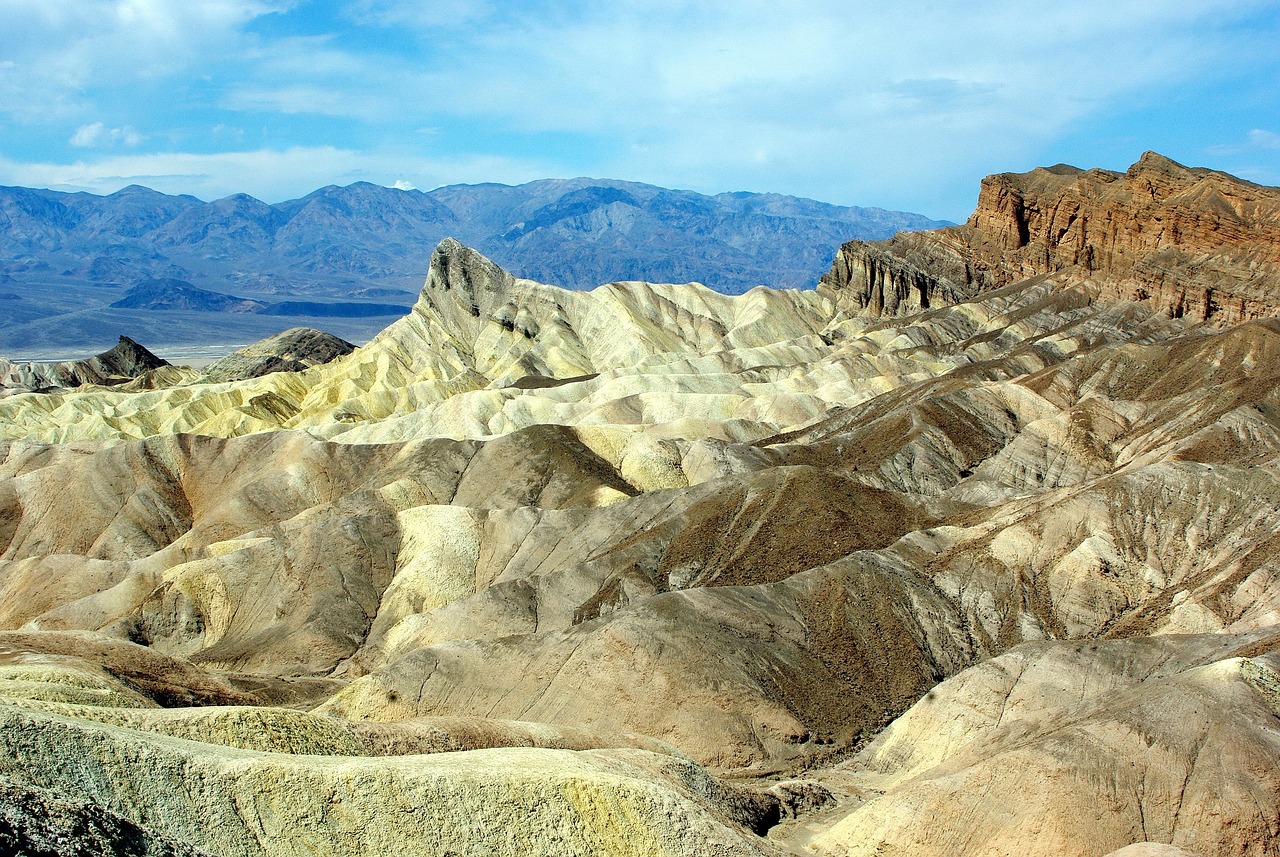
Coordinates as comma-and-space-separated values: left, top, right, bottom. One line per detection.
0, 178, 949, 353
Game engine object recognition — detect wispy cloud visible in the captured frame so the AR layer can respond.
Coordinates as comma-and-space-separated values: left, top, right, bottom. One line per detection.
0, 0, 1277, 218
69, 122, 144, 148
1209, 129, 1280, 155
0, 1, 283, 89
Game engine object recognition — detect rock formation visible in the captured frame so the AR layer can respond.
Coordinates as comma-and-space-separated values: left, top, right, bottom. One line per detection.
0, 335, 169, 397
0, 153, 1278, 856
821, 151, 1280, 325
802, 634, 1280, 856
201, 327, 356, 382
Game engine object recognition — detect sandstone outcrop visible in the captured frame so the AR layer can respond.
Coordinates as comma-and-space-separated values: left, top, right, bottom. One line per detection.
0, 705, 777, 857
820, 152, 1280, 325
0, 155, 1279, 855
807, 634, 1280, 857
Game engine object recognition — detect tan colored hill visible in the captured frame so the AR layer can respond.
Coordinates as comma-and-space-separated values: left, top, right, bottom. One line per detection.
0, 154, 1279, 856
0, 238, 834, 443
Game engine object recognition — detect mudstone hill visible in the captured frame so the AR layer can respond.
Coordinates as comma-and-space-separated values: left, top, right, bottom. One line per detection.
0, 153, 1278, 857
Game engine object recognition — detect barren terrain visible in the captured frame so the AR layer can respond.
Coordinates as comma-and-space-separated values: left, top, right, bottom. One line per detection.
1, 153, 1278, 856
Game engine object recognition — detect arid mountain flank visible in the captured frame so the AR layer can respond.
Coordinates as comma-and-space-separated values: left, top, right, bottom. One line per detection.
821, 151, 1280, 324
0, 335, 169, 397
1, 154, 1280, 857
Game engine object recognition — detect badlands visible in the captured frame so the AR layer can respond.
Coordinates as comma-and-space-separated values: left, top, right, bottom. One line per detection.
1, 151, 1279, 856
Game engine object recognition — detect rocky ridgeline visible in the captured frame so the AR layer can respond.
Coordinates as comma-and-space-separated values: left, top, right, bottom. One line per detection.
821, 152, 1280, 324
0, 336, 168, 395
0, 328, 357, 397
1, 156, 1279, 856
201, 328, 355, 383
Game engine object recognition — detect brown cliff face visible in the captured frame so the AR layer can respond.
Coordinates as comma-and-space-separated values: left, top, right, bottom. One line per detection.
821, 152, 1280, 325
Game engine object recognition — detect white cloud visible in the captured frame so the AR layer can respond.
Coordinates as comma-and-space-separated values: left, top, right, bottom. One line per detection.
69, 122, 107, 147
276, 0, 1263, 215
1201, 129, 1280, 189
1248, 130, 1280, 150
0, 0, 286, 122
344, 0, 495, 29
392, 179, 416, 190
220, 85, 387, 118
0, 1, 282, 77
69, 122, 144, 148
1209, 129, 1280, 154
1208, 129, 1280, 160
1, 0, 1277, 218
0, 146, 553, 202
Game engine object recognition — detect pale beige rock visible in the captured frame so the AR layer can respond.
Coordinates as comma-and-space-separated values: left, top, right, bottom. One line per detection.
0, 158, 1279, 856
808, 635, 1280, 857
1104, 845, 1205, 857
0, 703, 776, 857
0, 241, 835, 444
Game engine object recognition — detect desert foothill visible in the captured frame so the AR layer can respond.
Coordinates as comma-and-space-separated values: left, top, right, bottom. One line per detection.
1, 152, 1279, 856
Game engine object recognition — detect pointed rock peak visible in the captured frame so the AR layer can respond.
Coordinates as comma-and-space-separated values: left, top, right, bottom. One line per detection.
91, 335, 169, 376
105, 335, 166, 365
1128, 151, 1197, 180
425, 238, 518, 308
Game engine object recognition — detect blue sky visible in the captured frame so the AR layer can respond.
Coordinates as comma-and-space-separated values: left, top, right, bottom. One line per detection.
1, 0, 1278, 221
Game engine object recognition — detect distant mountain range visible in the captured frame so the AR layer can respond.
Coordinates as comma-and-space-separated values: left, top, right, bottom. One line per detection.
0, 178, 948, 354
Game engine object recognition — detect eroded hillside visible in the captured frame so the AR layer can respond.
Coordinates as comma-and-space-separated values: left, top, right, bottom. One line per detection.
1, 154, 1278, 857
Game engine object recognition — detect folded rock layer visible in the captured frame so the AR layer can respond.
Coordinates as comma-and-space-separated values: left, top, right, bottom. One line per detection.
1, 154, 1279, 856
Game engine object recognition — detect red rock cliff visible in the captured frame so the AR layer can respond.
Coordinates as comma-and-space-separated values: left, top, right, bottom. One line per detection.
821, 152, 1280, 325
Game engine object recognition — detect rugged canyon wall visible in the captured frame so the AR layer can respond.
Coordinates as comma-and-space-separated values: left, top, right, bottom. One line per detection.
821, 152, 1280, 325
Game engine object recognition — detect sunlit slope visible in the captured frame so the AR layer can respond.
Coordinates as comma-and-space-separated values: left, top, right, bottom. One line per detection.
0, 239, 834, 443
4, 155, 1280, 857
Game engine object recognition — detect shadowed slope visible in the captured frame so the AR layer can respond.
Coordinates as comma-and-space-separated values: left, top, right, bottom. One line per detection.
0, 156, 1279, 856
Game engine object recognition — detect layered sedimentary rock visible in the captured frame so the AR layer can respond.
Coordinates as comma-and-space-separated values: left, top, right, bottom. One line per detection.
0, 705, 776, 857
0, 238, 834, 443
821, 152, 1280, 325
1, 154, 1279, 855
0, 335, 168, 396
805, 635, 1280, 857
200, 327, 356, 383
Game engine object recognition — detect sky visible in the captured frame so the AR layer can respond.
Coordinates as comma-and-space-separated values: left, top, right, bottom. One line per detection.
0, 0, 1278, 222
